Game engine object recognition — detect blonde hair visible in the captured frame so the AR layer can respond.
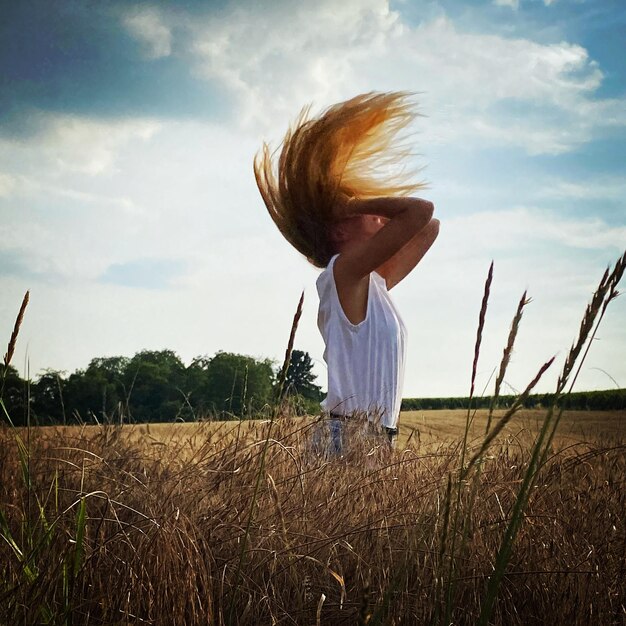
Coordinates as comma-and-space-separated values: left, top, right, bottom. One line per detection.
254, 91, 426, 268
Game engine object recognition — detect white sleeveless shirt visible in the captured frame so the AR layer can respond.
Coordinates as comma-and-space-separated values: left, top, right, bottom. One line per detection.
316, 254, 407, 429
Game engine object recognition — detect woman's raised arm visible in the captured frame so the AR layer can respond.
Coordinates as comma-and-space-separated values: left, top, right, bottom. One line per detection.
334, 196, 435, 283
376, 218, 440, 290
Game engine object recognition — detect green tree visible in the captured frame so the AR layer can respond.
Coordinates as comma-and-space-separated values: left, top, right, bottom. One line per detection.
203, 351, 274, 417
124, 350, 186, 422
184, 355, 222, 418
282, 350, 321, 401
32, 369, 67, 424
65, 356, 130, 423
0, 364, 27, 426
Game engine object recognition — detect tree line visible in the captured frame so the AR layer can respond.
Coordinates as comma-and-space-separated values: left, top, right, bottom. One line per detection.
0, 349, 322, 427
1, 350, 623, 427
401, 388, 626, 411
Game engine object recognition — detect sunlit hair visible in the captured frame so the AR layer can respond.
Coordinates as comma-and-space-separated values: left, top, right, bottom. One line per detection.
254, 91, 426, 268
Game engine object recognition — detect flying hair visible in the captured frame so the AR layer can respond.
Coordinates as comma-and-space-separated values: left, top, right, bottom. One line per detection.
254, 91, 426, 268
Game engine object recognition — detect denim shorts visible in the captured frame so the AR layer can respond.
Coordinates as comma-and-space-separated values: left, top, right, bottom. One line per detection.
328, 413, 398, 451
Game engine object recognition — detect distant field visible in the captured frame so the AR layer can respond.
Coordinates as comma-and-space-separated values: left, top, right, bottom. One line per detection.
19, 408, 625, 454
399, 408, 625, 448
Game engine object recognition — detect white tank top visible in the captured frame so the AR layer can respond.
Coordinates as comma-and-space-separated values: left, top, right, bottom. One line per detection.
316, 253, 407, 429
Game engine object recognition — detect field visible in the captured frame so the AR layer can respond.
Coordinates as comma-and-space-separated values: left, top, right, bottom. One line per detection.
1, 409, 624, 625
400, 408, 625, 449
21, 407, 624, 449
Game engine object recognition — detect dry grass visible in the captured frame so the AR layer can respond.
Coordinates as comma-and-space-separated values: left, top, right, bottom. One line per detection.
2, 253, 624, 624
17, 408, 624, 458
2, 290, 29, 370
1, 412, 624, 625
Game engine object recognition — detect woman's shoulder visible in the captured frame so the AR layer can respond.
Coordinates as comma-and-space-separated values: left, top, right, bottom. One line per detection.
316, 254, 340, 284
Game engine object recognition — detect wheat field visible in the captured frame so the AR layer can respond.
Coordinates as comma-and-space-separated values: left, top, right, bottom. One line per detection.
1, 410, 624, 625
18, 407, 623, 454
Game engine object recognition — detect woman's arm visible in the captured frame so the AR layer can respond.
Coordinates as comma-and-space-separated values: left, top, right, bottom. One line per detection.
334, 196, 435, 282
376, 218, 440, 290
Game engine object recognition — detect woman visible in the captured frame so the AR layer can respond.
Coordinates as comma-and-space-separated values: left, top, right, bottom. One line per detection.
254, 92, 439, 448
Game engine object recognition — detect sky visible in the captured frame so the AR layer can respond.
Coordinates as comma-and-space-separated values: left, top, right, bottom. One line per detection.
1, 0, 625, 398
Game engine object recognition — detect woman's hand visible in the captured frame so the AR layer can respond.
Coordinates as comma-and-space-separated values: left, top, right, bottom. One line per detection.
332, 192, 355, 221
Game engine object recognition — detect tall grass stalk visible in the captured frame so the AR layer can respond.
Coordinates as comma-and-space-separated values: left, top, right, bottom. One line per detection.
274, 290, 304, 405
442, 251, 624, 625
476, 250, 626, 626
541, 250, 626, 463
228, 290, 304, 624
485, 291, 530, 435
1, 291, 90, 623
1, 290, 29, 426
2, 290, 29, 373
441, 262, 493, 624
445, 289, 538, 625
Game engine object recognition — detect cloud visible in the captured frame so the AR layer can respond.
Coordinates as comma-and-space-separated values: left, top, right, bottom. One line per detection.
0, 248, 67, 284
0, 2, 224, 126
0, 173, 16, 197
122, 7, 172, 60
99, 258, 187, 289
1, 1, 623, 397
0, 111, 161, 175
2, 1, 622, 156
1, 172, 140, 214
173, 1, 622, 155
39, 114, 160, 175
0, 117, 264, 290
446, 207, 626, 253
0, 249, 40, 280
493, 0, 519, 9
493, 0, 556, 8
535, 176, 626, 201
189, 0, 402, 129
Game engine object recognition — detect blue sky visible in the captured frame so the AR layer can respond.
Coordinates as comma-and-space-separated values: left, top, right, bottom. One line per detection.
1, 0, 624, 397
